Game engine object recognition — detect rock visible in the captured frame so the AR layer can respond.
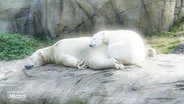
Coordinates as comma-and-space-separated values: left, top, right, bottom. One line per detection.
173, 43, 184, 54
0, 0, 43, 37
0, 54, 184, 104
175, 8, 180, 15
146, 47, 157, 57
176, 0, 182, 8
174, 15, 179, 21
0, 0, 176, 38
179, 7, 184, 17
0, 58, 27, 78
181, 7, 184, 14
182, 0, 184, 7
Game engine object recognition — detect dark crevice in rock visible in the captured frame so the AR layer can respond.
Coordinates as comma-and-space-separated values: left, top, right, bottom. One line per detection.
62, 13, 97, 35
145, 97, 177, 102
141, 0, 153, 31
43, 0, 50, 38
116, 7, 138, 17
74, 0, 94, 27
160, 1, 166, 31
0, 18, 11, 21
69, 1, 113, 34
109, 0, 123, 25
59, 0, 107, 35
74, 78, 84, 86
10, 17, 18, 33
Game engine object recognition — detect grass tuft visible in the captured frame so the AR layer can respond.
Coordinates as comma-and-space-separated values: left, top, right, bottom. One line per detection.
146, 17, 184, 54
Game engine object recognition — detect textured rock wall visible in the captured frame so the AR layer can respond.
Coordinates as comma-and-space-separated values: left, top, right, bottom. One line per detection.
0, 0, 30, 34
0, 0, 43, 37
174, 0, 184, 21
0, 0, 177, 38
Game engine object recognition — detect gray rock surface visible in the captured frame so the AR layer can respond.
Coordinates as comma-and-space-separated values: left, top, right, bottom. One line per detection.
0, 0, 176, 38
173, 43, 184, 54
174, 0, 184, 20
0, 54, 184, 104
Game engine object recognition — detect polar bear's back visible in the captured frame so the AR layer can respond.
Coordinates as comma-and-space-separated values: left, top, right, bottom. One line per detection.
110, 30, 143, 43
51, 37, 92, 61
108, 30, 146, 64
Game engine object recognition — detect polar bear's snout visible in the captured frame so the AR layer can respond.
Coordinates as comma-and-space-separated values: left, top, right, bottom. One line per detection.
89, 44, 96, 48
90, 32, 105, 48
89, 44, 92, 47
89, 38, 98, 48
25, 64, 34, 70
25, 60, 35, 70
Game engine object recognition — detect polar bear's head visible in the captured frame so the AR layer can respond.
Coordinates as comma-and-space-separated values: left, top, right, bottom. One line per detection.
25, 49, 45, 70
89, 31, 110, 48
89, 31, 105, 48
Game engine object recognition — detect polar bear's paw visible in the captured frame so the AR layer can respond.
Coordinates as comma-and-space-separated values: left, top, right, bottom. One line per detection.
113, 59, 124, 70
77, 61, 88, 69
115, 63, 124, 70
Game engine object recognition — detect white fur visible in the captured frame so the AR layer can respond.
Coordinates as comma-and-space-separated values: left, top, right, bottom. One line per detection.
89, 30, 146, 66
25, 37, 124, 70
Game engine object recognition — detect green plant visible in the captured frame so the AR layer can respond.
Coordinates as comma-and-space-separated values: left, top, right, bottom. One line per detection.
146, 36, 183, 54
0, 33, 52, 60
146, 16, 184, 54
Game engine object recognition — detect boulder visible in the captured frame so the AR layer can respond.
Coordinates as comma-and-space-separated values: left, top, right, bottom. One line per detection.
0, 54, 184, 104
173, 43, 184, 54
0, 0, 33, 34
0, 0, 176, 38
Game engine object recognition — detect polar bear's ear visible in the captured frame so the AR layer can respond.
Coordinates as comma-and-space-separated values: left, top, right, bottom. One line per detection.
39, 51, 45, 61
102, 31, 110, 44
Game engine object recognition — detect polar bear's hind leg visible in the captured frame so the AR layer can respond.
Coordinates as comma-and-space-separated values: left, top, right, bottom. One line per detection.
89, 57, 124, 70
112, 58, 124, 69
59, 54, 87, 69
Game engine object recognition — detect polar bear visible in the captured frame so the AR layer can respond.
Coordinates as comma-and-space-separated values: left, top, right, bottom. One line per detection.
25, 37, 124, 70
89, 30, 146, 68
